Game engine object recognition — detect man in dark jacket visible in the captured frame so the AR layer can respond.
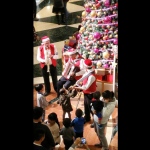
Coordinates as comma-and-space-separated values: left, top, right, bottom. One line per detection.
33, 0, 39, 21
33, 106, 55, 150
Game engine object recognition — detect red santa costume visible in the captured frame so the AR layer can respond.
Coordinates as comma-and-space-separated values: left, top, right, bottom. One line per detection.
37, 36, 58, 96
55, 48, 86, 99
74, 59, 97, 122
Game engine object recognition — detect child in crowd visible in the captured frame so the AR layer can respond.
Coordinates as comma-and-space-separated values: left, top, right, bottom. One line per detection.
71, 108, 90, 150
57, 88, 77, 121
71, 108, 85, 139
33, 128, 47, 150
90, 91, 102, 128
92, 100, 104, 130
60, 118, 76, 150
34, 84, 49, 122
46, 112, 61, 146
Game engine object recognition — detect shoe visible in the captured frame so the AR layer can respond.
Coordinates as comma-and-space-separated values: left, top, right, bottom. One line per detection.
34, 18, 39, 21
43, 92, 50, 96
94, 143, 102, 148
90, 123, 94, 128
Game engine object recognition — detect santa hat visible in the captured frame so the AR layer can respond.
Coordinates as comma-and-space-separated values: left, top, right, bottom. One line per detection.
84, 59, 93, 68
41, 36, 50, 43
67, 48, 77, 55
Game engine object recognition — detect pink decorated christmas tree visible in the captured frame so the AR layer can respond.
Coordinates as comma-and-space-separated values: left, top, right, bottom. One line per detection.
76, 0, 118, 71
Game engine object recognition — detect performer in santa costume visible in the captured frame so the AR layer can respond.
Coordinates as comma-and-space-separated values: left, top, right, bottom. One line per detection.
73, 59, 96, 122
37, 36, 58, 96
54, 48, 86, 100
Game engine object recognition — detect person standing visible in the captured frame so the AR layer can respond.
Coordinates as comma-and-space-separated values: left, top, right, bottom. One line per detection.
73, 59, 96, 123
33, 106, 55, 150
63, 0, 69, 21
90, 91, 102, 128
33, 0, 39, 21
71, 108, 85, 139
46, 112, 61, 146
57, 88, 77, 120
33, 128, 47, 150
52, 0, 65, 25
94, 90, 116, 150
34, 84, 49, 122
60, 118, 76, 150
37, 36, 58, 96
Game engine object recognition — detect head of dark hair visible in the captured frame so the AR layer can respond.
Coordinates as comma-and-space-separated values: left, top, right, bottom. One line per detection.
59, 88, 66, 95
48, 112, 60, 129
93, 101, 104, 112
75, 108, 83, 118
34, 128, 45, 141
78, 25, 81, 31
93, 91, 101, 100
63, 118, 71, 128
33, 106, 43, 120
102, 90, 114, 99
35, 84, 43, 92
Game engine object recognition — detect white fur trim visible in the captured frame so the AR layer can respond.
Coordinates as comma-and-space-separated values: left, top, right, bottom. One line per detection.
67, 49, 77, 55
84, 61, 93, 68
42, 38, 50, 43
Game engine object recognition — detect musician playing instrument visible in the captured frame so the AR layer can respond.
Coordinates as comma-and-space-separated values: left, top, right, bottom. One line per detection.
37, 36, 58, 96
55, 48, 86, 100
71, 59, 97, 123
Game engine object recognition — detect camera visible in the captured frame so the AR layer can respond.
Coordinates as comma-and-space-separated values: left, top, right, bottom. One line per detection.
81, 138, 86, 144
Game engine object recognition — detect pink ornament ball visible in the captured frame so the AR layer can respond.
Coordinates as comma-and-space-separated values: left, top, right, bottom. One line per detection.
103, 64, 109, 68
93, 32, 101, 39
113, 38, 118, 45
76, 33, 81, 40
94, 48, 99, 54
104, 16, 111, 23
104, 0, 110, 7
86, 7, 91, 13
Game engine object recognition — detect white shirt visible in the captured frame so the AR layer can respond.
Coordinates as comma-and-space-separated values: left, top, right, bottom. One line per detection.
47, 122, 60, 144
37, 44, 58, 64
76, 68, 96, 90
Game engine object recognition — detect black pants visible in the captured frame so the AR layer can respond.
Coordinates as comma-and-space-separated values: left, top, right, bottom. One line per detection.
41, 65, 58, 93
75, 132, 83, 139
33, 0, 37, 18
63, 139, 74, 150
57, 76, 76, 97
84, 93, 94, 121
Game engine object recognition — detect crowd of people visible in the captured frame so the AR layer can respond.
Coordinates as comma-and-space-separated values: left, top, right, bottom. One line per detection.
33, 89, 118, 150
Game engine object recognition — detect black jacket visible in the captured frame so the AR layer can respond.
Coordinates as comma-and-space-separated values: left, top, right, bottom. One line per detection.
33, 122, 55, 150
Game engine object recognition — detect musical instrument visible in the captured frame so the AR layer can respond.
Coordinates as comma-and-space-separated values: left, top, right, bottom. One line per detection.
63, 58, 80, 80
45, 46, 50, 72
69, 66, 80, 80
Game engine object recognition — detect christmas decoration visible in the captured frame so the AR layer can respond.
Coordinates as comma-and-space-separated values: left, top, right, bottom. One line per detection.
76, 0, 118, 71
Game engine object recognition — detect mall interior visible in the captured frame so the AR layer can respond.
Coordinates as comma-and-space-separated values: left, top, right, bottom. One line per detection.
33, 0, 118, 150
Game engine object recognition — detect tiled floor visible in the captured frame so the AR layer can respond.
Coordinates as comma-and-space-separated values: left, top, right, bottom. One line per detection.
33, 0, 118, 149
